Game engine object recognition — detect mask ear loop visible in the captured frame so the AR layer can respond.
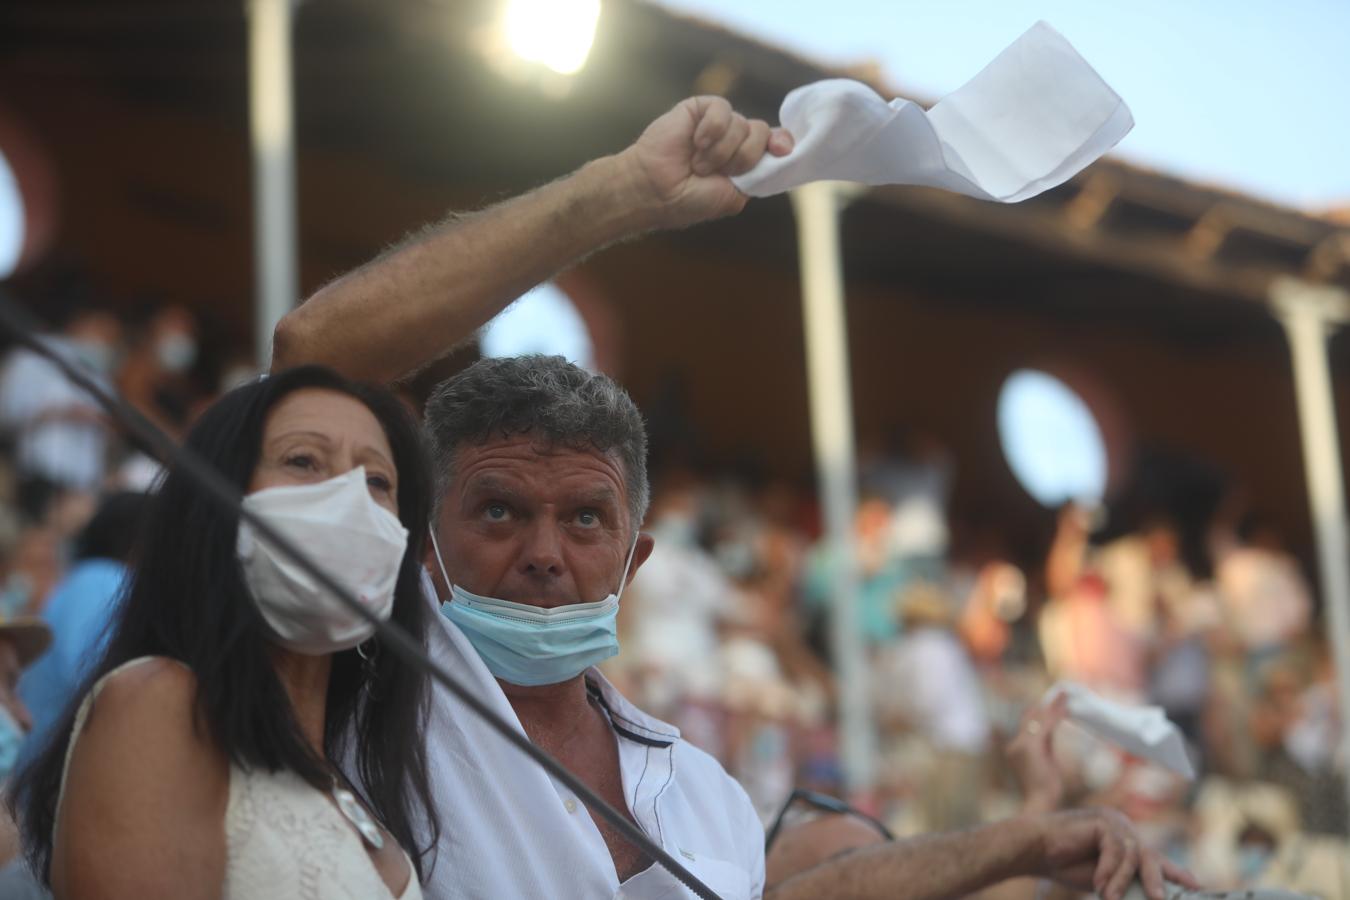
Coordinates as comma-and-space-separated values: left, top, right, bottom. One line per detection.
428, 525, 455, 600
614, 534, 641, 604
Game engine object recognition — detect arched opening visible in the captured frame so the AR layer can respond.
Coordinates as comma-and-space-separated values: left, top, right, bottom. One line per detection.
997, 368, 1110, 508
480, 281, 596, 370
0, 104, 58, 280
0, 149, 26, 279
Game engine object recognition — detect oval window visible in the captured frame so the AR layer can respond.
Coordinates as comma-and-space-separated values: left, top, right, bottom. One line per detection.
0, 149, 24, 279
997, 369, 1108, 507
480, 282, 595, 369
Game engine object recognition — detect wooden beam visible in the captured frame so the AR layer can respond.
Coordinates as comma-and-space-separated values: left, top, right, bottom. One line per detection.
1184, 204, 1235, 261
868, 185, 1274, 303
1062, 172, 1119, 231
1307, 232, 1350, 283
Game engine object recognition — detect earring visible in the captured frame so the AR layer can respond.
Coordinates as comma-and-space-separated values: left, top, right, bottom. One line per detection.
357, 639, 380, 697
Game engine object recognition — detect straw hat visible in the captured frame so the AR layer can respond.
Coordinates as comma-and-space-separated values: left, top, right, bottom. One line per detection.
898, 581, 954, 628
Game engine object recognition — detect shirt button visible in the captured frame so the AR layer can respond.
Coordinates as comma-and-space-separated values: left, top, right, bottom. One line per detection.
564, 798, 578, 814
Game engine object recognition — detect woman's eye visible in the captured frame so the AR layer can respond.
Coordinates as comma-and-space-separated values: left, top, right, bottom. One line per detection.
367, 474, 393, 493
284, 453, 316, 471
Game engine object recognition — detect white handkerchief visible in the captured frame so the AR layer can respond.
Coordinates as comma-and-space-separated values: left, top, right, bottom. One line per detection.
1047, 682, 1196, 780
732, 21, 1133, 202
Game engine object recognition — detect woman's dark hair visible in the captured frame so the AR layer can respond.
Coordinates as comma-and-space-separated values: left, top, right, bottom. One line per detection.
9, 365, 441, 881
73, 491, 150, 563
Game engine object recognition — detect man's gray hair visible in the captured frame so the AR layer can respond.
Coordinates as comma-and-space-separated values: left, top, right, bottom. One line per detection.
423, 355, 650, 528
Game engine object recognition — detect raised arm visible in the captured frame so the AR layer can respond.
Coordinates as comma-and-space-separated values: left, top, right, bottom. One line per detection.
271, 97, 792, 382
766, 807, 1197, 900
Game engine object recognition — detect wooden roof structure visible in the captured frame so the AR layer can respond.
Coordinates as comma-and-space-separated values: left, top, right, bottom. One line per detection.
4, 0, 1350, 567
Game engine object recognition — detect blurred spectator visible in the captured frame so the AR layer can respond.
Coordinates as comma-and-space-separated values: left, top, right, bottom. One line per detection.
116, 305, 199, 438
1096, 516, 1193, 645
857, 429, 952, 566
1045, 502, 1094, 601
1211, 510, 1311, 661
876, 583, 991, 830
958, 561, 1027, 668
1147, 582, 1218, 745
802, 494, 912, 648
0, 613, 51, 868
619, 475, 733, 714
612, 448, 1348, 892
18, 492, 145, 751
0, 526, 60, 619
1038, 571, 1144, 697
1255, 827, 1350, 896
1248, 650, 1349, 836
1188, 777, 1350, 894
0, 309, 120, 513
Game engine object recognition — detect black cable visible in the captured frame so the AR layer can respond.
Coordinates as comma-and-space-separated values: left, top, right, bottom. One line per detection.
0, 292, 723, 900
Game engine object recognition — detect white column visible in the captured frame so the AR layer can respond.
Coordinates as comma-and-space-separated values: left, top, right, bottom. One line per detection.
1271, 276, 1350, 827
790, 181, 876, 793
248, 0, 300, 367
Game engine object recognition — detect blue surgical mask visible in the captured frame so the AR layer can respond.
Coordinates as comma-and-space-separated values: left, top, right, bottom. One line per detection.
0, 705, 27, 781
1237, 845, 1272, 883
0, 574, 32, 619
71, 339, 116, 375
431, 530, 638, 686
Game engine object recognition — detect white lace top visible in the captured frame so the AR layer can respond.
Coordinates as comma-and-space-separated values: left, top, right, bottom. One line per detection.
57, 657, 421, 900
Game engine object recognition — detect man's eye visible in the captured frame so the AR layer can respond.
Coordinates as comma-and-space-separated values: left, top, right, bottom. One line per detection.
576, 510, 599, 527
485, 503, 510, 521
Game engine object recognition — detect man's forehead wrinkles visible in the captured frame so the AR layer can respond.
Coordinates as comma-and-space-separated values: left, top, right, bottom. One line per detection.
453, 454, 629, 521
456, 440, 627, 482
463, 469, 623, 501
462, 473, 526, 498
572, 484, 619, 504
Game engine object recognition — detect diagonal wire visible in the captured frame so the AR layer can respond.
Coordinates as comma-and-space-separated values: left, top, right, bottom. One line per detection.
0, 292, 722, 900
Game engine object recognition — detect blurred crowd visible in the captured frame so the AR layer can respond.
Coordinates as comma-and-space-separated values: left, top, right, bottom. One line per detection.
0, 299, 252, 876
0, 299, 1347, 896
609, 438, 1350, 897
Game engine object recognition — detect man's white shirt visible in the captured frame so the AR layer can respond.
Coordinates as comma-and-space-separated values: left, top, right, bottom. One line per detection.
414, 578, 766, 899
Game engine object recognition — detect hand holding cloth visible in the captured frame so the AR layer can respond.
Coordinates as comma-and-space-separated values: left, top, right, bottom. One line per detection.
732, 21, 1133, 203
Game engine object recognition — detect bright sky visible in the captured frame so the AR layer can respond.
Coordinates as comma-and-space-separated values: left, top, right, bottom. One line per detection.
480, 282, 596, 369
656, 0, 1350, 212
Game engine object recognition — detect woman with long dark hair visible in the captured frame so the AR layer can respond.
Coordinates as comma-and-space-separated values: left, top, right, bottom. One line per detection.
8, 366, 440, 898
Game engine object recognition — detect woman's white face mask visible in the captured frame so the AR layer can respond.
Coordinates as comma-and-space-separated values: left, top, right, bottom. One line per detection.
237, 466, 409, 655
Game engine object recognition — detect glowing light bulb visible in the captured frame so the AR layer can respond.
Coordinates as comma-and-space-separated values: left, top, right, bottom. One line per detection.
503, 0, 601, 76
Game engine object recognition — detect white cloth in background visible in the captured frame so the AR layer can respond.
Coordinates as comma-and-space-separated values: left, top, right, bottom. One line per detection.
0, 341, 109, 490
878, 626, 990, 754
114, 451, 164, 492
414, 577, 766, 900
733, 21, 1132, 202
624, 538, 734, 703
1284, 682, 1342, 775
1047, 681, 1196, 779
